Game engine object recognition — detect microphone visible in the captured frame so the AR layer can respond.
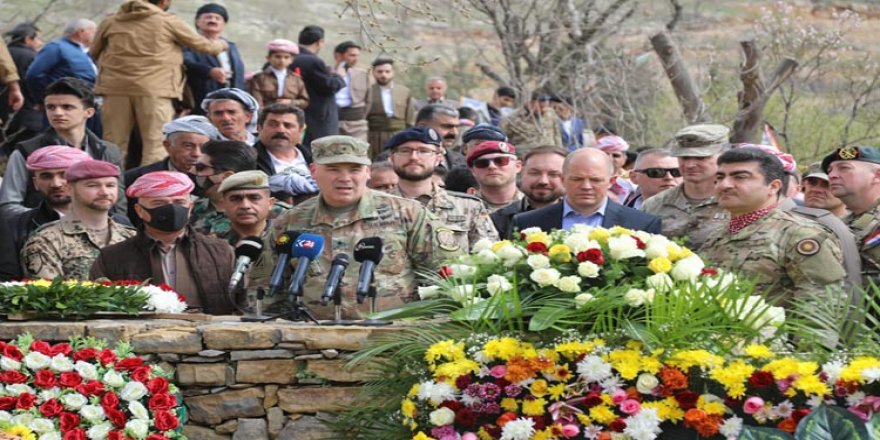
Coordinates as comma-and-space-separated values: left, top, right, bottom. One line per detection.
228, 237, 264, 293
267, 231, 300, 297
321, 253, 350, 306
286, 233, 325, 297
354, 237, 384, 304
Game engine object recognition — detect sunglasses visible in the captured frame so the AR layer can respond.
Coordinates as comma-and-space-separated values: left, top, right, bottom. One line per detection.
192, 163, 215, 172
636, 167, 681, 178
473, 156, 513, 169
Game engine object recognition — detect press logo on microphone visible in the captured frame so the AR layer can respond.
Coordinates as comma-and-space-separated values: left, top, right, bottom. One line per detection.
354, 241, 377, 252
275, 234, 291, 246
296, 239, 318, 249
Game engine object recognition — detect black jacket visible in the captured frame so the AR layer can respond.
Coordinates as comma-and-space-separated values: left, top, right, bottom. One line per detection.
290, 47, 345, 145
183, 41, 247, 115
253, 141, 313, 176
492, 198, 536, 240
511, 199, 662, 236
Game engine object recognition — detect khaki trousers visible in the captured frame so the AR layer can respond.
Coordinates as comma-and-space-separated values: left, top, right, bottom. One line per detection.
101, 95, 174, 167
338, 120, 368, 143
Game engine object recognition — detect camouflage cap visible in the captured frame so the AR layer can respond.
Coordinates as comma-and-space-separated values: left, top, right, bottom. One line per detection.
821, 145, 880, 173
670, 124, 730, 157
218, 170, 270, 195
311, 135, 371, 166
802, 162, 829, 182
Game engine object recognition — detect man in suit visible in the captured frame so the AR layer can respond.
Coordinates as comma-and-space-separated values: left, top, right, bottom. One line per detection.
334, 41, 370, 142
291, 25, 346, 146
552, 95, 586, 151
183, 4, 247, 115
366, 58, 415, 159
512, 148, 661, 235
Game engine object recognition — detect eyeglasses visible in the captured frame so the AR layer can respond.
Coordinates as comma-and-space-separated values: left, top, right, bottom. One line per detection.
472, 156, 513, 169
393, 148, 438, 158
635, 167, 681, 178
192, 163, 215, 172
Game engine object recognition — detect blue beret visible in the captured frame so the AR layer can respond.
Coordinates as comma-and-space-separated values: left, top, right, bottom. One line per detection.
462, 123, 508, 144
384, 127, 441, 150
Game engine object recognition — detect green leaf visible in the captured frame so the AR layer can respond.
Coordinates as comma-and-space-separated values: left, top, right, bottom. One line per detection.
528, 305, 571, 331
794, 403, 870, 440
737, 426, 795, 440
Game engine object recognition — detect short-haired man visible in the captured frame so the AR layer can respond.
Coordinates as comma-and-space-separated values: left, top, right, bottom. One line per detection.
0, 146, 90, 281
700, 147, 846, 306
415, 104, 466, 169
626, 148, 682, 209
551, 95, 586, 151
414, 76, 458, 112
367, 160, 399, 193
466, 141, 524, 212
386, 127, 498, 252
512, 148, 661, 234
22, 160, 135, 280
492, 146, 566, 239
366, 58, 415, 158
90, 171, 236, 314
824, 145, 880, 286
500, 91, 563, 157
461, 123, 508, 157
202, 88, 259, 145
292, 25, 346, 145
189, 140, 259, 239
270, 135, 456, 319
25, 19, 97, 103
0, 78, 124, 217
801, 162, 847, 218
642, 124, 730, 249
484, 86, 516, 127
334, 41, 370, 141
253, 104, 316, 201
91, 0, 227, 166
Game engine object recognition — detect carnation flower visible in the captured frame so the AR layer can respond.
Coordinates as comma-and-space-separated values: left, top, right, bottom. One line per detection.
417, 381, 456, 405
530, 268, 561, 287
670, 255, 705, 281
608, 235, 645, 260
624, 407, 662, 440
644, 236, 671, 259
429, 407, 455, 426
563, 234, 598, 253
140, 285, 187, 314
556, 275, 582, 293
486, 275, 512, 296
719, 415, 743, 439
500, 417, 536, 440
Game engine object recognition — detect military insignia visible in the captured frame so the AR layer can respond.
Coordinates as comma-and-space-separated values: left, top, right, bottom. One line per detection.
436, 227, 460, 251
498, 142, 510, 153
796, 239, 820, 256
428, 129, 439, 141
838, 146, 859, 160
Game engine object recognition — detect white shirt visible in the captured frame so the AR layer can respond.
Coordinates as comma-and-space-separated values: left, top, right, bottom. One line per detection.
268, 150, 308, 175
380, 86, 394, 117
270, 67, 287, 97
335, 69, 353, 107
562, 119, 573, 137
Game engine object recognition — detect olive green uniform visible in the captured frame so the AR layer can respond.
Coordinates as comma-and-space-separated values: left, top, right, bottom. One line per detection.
845, 198, 880, 287
499, 107, 563, 158
642, 185, 728, 249
21, 217, 135, 280
699, 208, 846, 305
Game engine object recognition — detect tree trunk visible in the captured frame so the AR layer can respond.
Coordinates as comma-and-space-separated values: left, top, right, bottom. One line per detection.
650, 31, 709, 124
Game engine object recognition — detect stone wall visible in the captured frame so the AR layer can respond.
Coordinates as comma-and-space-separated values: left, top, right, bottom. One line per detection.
0, 318, 400, 440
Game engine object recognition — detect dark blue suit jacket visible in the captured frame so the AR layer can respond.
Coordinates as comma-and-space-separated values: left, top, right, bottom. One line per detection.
560, 117, 586, 151
510, 199, 662, 237
183, 40, 246, 115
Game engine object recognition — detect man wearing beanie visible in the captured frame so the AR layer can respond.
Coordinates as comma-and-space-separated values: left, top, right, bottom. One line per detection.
91, 0, 228, 166
184, 3, 247, 114
21, 160, 135, 280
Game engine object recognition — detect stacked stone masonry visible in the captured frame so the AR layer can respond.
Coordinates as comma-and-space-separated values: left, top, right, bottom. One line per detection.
0, 318, 400, 439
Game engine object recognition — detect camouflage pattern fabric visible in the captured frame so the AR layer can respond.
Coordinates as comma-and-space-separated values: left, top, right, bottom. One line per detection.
21, 217, 136, 280
642, 185, 728, 249
499, 107, 563, 158
845, 198, 880, 287
194, 198, 292, 244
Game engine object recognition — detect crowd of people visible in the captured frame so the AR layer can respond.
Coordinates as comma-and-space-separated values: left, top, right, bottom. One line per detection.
0, 0, 876, 321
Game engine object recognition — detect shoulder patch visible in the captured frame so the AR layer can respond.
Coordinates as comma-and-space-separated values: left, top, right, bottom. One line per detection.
796, 238, 820, 256
435, 227, 460, 252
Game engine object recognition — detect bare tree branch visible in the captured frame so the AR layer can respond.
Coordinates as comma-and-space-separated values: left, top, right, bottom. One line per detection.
666, 0, 683, 31
650, 31, 709, 124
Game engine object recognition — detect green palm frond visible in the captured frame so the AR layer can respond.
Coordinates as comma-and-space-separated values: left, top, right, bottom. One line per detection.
786, 282, 880, 355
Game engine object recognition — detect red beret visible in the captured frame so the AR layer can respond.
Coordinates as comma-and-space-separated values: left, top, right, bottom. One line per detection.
64, 160, 120, 182
466, 141, 517, 167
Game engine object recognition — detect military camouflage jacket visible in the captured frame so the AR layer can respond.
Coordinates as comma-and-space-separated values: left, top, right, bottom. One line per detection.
699, 208, 846, 305
845, 197, 880, 286
21, 216, 136, 280
499, 107, 563, 157
191, 197, 291, 243
389, 182, 499, 253
642, 185, 728, 249
269, 189, 459, 319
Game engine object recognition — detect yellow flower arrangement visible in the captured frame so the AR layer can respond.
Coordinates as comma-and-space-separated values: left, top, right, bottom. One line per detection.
648, 256, 673, 274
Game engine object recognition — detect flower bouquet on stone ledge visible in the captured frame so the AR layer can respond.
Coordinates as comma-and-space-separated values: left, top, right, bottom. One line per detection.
0, 333, 184, 440
401, 335, 880, 440
0, 280, 187, 320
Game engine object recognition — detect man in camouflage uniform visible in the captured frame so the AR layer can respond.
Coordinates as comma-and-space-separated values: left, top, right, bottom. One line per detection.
189, 140, 259, 236
270, 135, 458, 320
643, 124, 730, 249
385, 127, 498, 252
217, 170, 289, 311
499, 91, 562, 158
823, 145, 880, 286
700, 147, 846, 305
22, 160, 135, 280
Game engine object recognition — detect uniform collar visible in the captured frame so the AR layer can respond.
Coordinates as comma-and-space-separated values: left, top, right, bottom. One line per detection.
311, 189, 379, 227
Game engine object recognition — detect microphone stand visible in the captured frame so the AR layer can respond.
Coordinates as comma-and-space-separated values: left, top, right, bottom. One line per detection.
286, 284, 319, 325
360, 283, 392, 326
241, 288, 277, 322
322, 280, 358, 326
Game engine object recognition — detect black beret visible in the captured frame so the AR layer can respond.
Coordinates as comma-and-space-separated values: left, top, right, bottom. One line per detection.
821, 145, 880, 173
384, 127, 441, 150
196, 3, 229, 22
462, 123, 508, 144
